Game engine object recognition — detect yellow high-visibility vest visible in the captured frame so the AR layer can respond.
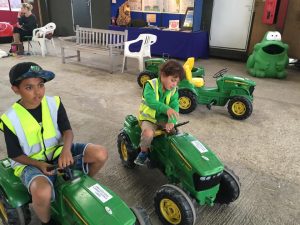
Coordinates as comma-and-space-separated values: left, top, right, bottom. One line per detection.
138, 78, 176, 123
1, 96, 63, 177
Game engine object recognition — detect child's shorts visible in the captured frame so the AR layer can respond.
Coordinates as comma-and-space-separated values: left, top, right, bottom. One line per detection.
20, 143, 89, 201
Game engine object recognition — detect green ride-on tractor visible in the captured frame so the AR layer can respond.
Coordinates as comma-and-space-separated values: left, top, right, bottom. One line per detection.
178, 57, 256, 120
138, 57, 256, 120
0, 156, 152, 225
117, 115, 241, 225
137, 57, 205, 88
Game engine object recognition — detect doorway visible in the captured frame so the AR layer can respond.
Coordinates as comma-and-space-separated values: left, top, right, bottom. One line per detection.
71, 0, 92, 29
209, 0, 254, 51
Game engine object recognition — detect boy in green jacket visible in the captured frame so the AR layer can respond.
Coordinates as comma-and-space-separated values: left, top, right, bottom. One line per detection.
135, 60, 185, 165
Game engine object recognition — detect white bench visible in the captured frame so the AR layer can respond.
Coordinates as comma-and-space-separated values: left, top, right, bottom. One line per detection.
61, 25, 128, 73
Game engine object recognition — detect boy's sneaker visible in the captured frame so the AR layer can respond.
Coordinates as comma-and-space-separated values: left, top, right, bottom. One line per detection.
134, 152, 148, 166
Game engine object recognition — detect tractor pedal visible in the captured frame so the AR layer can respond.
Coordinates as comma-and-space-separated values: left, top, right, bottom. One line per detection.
206, 101, 215, 110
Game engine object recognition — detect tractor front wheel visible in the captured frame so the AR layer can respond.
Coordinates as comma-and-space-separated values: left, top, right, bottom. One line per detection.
227, 96, 252, 120
154, 184, 196, 225
178, 90, 197, 114
137, 71, 156, 88
0, 189, 31, 225
132, 207, 152, 225
117, 131, 138, 169
215, 167, 240, 204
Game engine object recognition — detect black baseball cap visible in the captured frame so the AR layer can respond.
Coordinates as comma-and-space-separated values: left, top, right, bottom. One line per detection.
9, 62, 55, 85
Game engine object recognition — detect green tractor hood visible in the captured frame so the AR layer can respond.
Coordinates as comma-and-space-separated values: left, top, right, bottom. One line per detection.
56, 175, 136, 225
170, 133, 224, 176
221, 75, 256, 87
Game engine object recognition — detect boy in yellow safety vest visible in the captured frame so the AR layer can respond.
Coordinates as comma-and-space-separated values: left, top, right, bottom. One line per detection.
135, 60, 185, 166
0, 62, 108, 225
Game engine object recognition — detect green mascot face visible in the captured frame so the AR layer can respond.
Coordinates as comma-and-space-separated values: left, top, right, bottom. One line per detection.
261, 31, 287, 55
246, 31, 289, 79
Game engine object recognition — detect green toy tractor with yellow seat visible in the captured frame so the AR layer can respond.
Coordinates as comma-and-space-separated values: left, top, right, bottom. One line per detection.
137, 57, 256, 120
117, 115, 241, 225
179, 57, 256, 120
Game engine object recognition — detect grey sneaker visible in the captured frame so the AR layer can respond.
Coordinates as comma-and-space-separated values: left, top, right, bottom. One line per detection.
134, 152, 148, 166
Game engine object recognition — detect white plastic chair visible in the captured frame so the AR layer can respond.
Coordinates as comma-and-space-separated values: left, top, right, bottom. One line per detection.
122, 33, 157, 73
32, 22, 56, 57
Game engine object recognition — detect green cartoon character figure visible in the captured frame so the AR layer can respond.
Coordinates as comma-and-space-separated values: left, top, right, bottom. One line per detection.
247, 31, 289, 78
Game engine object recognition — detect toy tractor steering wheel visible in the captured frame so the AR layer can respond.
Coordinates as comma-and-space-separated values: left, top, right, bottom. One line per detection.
47, 155, 82, 181
213, 68, 228, 78
47, 165, 76, 180
154, 121, 189, 136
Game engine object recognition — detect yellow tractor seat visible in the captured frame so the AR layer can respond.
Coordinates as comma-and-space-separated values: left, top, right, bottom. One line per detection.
183, 57, 204, 88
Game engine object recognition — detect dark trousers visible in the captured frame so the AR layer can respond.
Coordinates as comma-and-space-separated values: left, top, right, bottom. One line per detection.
13, 27, 32, 42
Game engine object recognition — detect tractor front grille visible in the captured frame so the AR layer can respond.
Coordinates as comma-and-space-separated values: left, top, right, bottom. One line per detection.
249, 86, 255, 96
193, 172, 222, 191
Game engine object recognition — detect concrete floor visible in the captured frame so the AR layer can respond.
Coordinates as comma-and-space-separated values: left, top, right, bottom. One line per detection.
0, 41, 299, 225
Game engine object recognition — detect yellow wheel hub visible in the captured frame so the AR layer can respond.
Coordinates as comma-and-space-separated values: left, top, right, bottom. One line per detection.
160, 198, 181, 224
0, 201, 8, 223
232, 101, 246, 115
140, 75, 150, 86
121, 142, 128, 161
179, 97, 191, 110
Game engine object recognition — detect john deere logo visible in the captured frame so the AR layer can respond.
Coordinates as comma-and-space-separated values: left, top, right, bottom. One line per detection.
30, 65, 41, 72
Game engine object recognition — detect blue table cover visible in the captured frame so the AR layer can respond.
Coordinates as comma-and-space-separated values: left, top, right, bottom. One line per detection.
109, 26, 209, 59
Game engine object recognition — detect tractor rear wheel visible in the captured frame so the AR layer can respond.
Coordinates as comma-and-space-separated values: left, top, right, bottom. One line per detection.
227, 96, 252, 120
131, 206, 152, 225
117, 131, 138, 169
137, 71, 156, 88
178, 90, 197, 114
154, 184, 196, 225
0, 189, 31, 225
215, 167, 240, 204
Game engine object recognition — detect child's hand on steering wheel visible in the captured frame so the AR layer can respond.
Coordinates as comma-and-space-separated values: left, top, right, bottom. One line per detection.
58, 149, 74, 169
165, 123, 175, 133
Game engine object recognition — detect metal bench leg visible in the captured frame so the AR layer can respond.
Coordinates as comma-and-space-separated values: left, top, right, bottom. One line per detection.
110, 48, 113, 74
61, 47, 65, 63
77, 50, 80, 62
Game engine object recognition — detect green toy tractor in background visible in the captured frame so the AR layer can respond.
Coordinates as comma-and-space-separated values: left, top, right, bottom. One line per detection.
179, 58, 256, 120
137, 57, 256, 120
0, 157, 152, 225
137, 58, 205, 87
117, 115, 241, 225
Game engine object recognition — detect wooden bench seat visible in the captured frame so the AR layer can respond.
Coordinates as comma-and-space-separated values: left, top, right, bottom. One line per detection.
60, 26, 128, 73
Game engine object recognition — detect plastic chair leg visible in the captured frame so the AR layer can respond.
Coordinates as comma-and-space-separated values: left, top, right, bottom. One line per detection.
138, 57, 144, 72
40, 41, 46, 57
122, 56, 126, 73
51, 39, 57, 55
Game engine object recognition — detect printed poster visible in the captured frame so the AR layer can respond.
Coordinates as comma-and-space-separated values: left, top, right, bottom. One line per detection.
128, 0, 142, 11
163, 0, 180, 13
10, 0, 22, 12
143, 0, 162, 12
0, 0, 9, 10
180, 0, 194, 13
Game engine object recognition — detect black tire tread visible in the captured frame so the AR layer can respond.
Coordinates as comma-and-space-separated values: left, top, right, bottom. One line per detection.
0, 189, 31, 225
137, 71, 156, 88
215, 167, 241, 204
154, 185, 195, 225
227, 96, 253, 120
131, 206, 152, 225
117, 131, 137, 169
178, 89, 197, 114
